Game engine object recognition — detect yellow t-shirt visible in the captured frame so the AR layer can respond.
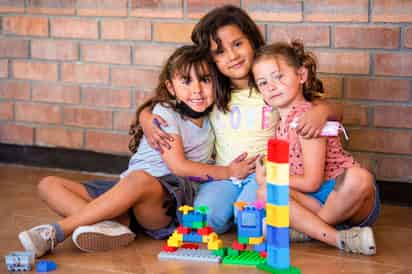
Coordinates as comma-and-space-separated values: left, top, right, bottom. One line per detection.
210, 88, 279, 166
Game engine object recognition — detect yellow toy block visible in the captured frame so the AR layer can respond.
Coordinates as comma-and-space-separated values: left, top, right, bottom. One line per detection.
202, 235, 209, 243
266, 204, 289, 227
249, 236, 264, 245
178, 205, 193, 215
208, 239, 223, 250
167, 237, 182, 247
266, 162, 289, 185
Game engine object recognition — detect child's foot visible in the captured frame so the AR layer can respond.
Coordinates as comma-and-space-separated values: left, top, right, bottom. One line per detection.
18, 224, 57, 258
72, 221, 136, 252
337, 226, 376, 255
290, 228, 311, 242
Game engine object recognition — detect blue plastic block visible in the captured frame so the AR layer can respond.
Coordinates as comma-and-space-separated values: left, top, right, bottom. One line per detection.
183, 232, 203, 243
182, 211, 206, 224
237, 205, 265, 238
267, 184, 289, 206
254, 242, 267, 252
267, 246, 290, 269
36, 260, 57, 272
5, 251, 34, 272
158, 248, 221, 263
266, 226, 289, 248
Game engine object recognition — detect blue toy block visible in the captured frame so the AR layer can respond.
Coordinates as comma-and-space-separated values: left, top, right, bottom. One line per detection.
267, 184, 289, 206
237, 205, 265, 238
182, 211, 206, 224
183, 232, 203, 243
254, 242, 267, 252
158, 248, 221, 263
36, 260, 57, 272
266, 226, 289, 248
5, 251, 34, 272
267, 246, 290, 270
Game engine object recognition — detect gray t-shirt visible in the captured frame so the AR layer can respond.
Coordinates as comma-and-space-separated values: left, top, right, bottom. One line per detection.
121, 104, 215, 178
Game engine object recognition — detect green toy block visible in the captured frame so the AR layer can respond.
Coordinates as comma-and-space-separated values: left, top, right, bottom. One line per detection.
192, 221, 206, 229
227, 248, 240, 257
238, 236, 249, 244
213, 248, 227, 257
223, 250, 266, 266
257, 263, 301, 274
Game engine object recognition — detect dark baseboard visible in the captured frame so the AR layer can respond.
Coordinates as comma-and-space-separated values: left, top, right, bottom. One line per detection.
0, 143, 411, 207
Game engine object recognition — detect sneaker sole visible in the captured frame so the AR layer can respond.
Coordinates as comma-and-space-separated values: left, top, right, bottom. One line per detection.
18, 232, 39, 257
73, 231, 135, 252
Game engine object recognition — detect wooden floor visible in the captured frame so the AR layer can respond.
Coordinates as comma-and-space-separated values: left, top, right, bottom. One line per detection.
1, 164, 411, 274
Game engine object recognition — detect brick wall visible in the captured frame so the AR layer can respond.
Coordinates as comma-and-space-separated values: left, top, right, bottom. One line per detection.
0, 0, 411, 183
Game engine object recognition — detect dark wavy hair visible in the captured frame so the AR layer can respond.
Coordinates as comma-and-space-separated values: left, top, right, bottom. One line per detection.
128, 45, 219, 153
191, 5, 265, 112
252, 40, 325, 102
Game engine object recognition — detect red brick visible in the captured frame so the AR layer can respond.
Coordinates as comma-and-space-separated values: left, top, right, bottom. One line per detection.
101, 19, 151, 41
319, 76, 342, 98
134, 45, 177, 66
3, 16, 48, 36
269, 25, 329, 47
130, 0, 182, 18
373, 105, 412, 129
351, 152, 377, 174
51, 18, 98, 39
305, 0, 368, 22
377, 157, 412, 179
36, 127, 83, 149
82, 87, 131, 108
32, 83, 80, 104
0, 124, 34, 145
372, 0, 412, 22
153, 22, 195, 43
63, 107, 112, 129
0, 0, 24, 13
345, 78, 410, 102
347, 129, 412, 155
12, 61, 58, 81
335, 26, 400, 49
81, 43, 131, 65
314, 50, 369, 74
245, 0, 302, 22
61, 63, 109, 84
27, 0, 75, 15
16, 102, 61, 124
78, 0, 127, 16
0, 60, 7, 78
342, 103, 368, 126
86, 131, 130, 154
0, 101, 13, 120
375, 53, 412, 77
134, 90, 156, 107
112, 67, 159, 91
31, 40, 78, 61
114, 111, 135, 131
187, 0, 239, 19
406, 27, 412, 48
0, 39, 29, 58
0, 81, 30, 100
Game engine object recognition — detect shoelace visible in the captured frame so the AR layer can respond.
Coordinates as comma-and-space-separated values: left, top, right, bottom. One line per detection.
36, 226, 56, 251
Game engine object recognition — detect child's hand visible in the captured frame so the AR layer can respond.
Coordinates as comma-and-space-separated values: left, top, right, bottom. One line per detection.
228, 152, 257, 179
296, 105, 327, 138
256, 154, 267, 202
141, 114, 173, 153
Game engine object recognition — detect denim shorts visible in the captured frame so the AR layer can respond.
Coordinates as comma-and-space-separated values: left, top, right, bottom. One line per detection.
83, 174, 196, 240
308, 177, 380, 228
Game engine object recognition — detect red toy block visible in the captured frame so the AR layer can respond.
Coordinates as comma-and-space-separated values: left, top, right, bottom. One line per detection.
181, 243, 199, 249
177, 226, 191, 234
232, 240, 247, 251
259, 251, 267, 258
162, 244, 178, 252
267, 138, 289, 163
197, 226, 213, 235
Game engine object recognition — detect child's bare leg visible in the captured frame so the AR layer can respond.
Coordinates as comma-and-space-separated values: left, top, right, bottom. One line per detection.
58, 170, 169, 237
37, 176, 93, 217
290, 197, 338, 247
317, 167, 375, 225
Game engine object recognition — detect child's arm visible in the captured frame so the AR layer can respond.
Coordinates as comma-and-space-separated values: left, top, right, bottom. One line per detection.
296, 101, 343, 138
139, 106, 173, 152
161, 134, 256, 181
289, 136, 327, 192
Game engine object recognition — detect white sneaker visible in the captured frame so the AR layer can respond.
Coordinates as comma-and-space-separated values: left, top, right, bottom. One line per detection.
72, 221, 135, 252
337, 226, 376, 255
18, 224, 57, 258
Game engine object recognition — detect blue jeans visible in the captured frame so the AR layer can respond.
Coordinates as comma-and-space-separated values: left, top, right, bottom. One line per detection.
194, 173, 258, 234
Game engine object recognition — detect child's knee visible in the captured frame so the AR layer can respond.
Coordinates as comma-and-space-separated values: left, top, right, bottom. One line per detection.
344, 168, 375, 197
37, 176, 59, 197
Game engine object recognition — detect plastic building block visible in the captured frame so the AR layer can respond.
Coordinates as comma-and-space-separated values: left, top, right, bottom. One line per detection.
207, 239, 223, 250
266, 204, 289, 227
237, 205, 265, 238
183, 232, 203, 243
232, 240, 247, 251
36, 261, 57, 272
267, 139, 289, 163
158, 248, 222, 263
257, 263, 301, 274
254, 242, 267, 252
237, 236, 249, 244
197, 226, 213, 235
249, 236, 264, 245
5, 251, 34, 272
162, 244, 178, 252
222, 250, 266, 266
266, 227, 289, 248
212, 248, 227, 257
267, 184, 289, 206
266, 162, 289, 185
178, 205, 194, 215
177, 226, 191, 234
181, 243, 199, 249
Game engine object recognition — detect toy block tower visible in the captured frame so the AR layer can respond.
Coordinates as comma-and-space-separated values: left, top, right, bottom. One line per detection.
257, 138, 300, 274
